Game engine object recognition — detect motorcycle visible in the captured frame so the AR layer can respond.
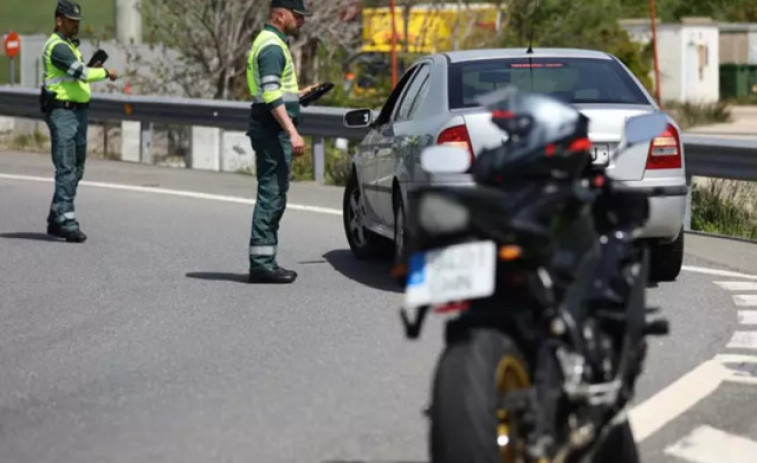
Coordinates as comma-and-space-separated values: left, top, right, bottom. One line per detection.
398, 86, 671, 463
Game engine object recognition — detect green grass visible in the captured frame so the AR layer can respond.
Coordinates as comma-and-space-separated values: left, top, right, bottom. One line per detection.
692, 179, 757, 241
289, 137, 353, 186
0, 0, 114, 84
663, 100, 732, 130
0, 130, 49, 151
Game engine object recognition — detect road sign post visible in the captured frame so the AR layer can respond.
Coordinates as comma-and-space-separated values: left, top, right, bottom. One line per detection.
4, 31, 20, 86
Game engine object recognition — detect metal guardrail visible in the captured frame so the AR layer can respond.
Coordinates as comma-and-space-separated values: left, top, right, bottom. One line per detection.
0, 86, 370, 140
1, 86, 756, 182
681, 134, 757, 182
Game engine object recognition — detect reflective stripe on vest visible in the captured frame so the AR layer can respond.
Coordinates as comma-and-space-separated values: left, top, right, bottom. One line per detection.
247, 30, 299, 105
41, 33, 92, 104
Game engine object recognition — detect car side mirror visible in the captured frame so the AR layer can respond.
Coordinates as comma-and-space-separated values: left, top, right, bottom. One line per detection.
623, 113, 668, 146
344, 109, 373, 128
420, 145, 471, 174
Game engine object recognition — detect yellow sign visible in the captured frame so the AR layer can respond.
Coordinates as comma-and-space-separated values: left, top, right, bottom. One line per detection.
362, 4, 505, 54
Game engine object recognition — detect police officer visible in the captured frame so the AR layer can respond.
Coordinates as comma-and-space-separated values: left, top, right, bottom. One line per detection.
41, 0, 118, 242
246, 0, 312, 284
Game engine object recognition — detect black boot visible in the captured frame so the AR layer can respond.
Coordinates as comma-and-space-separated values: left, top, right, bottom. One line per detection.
47, 222, 87, 243
248, 267, 297, 284
274, 265, 298, 280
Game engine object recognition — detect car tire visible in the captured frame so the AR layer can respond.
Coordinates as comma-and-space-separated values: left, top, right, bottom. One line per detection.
650, 227, 684, 282
393, 192, 409, 285
343, 169, 390, 260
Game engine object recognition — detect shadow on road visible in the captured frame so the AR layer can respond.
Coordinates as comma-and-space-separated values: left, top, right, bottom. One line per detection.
185, 272, 249, 284
0, 232, 61, 242
322, 461, 426, 463
323, 249, 402, 293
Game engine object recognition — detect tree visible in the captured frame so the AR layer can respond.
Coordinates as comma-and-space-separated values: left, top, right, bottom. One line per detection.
620, 0, 757, 22
497, 0, 653, 90
123, 0, 362, 100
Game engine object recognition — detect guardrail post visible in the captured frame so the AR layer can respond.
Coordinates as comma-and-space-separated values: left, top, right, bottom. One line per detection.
312, 136, 325, 184
140, 121, 153, 164
191, 126, 222, 171
684, 173, 693, 231
121, 121, 141, 162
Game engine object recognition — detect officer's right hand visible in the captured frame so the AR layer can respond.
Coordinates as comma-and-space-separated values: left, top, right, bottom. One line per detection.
107, 69, 118, 81
290, 131, 306, 157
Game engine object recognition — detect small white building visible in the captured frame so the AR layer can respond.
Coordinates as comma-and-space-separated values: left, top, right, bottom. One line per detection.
621, 17, 720, 103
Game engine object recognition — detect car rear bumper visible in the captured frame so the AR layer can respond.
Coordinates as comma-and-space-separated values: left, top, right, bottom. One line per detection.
619, 179, 687, 241
411, 175, 688, 241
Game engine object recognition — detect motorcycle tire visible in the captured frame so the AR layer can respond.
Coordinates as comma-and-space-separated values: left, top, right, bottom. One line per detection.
590, 420, 640, 463
430, 329, 530, 463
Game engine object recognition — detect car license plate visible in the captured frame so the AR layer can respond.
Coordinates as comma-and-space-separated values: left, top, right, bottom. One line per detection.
404, 241, 497, 308
591, 144, 610, 166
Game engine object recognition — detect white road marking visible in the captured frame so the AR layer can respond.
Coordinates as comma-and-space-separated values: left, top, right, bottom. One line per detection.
664, 425, 757, 463
716, 354, 757, 386
734, 295, 757, 307
714, 281, 757, 291
631, 354, 757, 443
738, 311, 757, 325
0, 173, 343, 216
682, 265, 757, 281
629, 359, 726, 442
726, 332, 757, 350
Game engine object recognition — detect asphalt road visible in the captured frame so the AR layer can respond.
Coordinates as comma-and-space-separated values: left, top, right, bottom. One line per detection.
1, 150, 756, 463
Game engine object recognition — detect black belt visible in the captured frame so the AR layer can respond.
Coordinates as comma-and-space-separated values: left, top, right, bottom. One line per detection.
52, 100, 89, 110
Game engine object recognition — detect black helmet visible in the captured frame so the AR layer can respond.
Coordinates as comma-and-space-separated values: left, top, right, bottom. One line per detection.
472, 86, 592, 184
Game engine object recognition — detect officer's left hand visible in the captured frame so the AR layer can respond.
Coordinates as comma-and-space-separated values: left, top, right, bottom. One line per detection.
299, 84, 318, 97
290, 131, 306, 157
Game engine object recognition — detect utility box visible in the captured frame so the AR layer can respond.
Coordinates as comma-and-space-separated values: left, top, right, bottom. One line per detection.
621, 17, 720, 103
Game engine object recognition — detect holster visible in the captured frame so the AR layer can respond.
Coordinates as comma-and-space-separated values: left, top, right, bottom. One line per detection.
39, 86, 56, 114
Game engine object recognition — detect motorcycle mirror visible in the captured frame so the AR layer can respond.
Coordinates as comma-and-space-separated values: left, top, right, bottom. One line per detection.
420, 145, 471, 174
418, 192, 470, 236
623, 112, 668, 146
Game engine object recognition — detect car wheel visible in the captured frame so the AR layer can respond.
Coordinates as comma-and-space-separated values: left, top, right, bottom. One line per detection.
393, 191, 411, 285
650, 227, 684, 282
343, 169, 389, 260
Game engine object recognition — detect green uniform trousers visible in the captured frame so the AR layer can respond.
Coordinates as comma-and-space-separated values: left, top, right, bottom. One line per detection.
248, 120, 292, 272
45, 108, 88, 232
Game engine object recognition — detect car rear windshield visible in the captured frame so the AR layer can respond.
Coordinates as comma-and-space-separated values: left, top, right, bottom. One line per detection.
448, 57, 650, 108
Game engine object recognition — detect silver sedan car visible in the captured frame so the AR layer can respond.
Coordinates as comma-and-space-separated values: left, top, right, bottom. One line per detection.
342, 48, 687, 281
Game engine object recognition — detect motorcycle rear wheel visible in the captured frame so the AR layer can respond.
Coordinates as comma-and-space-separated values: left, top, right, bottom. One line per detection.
430, 329, 530, 463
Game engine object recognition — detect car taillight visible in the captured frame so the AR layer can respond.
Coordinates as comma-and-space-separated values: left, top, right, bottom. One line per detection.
437, 125, 475, 164
646, 124, 682, 170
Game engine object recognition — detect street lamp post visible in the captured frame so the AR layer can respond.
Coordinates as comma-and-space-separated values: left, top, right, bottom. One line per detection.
649, 0, 663, 108
390, 0, 398, 87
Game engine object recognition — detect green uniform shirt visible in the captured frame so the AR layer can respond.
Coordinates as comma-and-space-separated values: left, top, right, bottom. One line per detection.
257, 25, 289, 111
248, 25, 300, 125
42, 31, 107, 103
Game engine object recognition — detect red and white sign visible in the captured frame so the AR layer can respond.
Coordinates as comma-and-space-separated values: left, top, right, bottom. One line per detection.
4, 31, 20, 59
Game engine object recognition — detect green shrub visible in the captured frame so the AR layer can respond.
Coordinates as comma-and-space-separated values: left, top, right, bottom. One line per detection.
664, 101, 732, 130
692, 178, 757, 241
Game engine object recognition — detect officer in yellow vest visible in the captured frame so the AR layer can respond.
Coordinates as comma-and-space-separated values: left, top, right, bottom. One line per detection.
41, 0, 117, 242
246, 0, 312, 284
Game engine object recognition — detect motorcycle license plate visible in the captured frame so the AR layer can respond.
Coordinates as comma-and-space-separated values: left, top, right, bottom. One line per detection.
405, 241, 497, 308
592, 143, 610, 166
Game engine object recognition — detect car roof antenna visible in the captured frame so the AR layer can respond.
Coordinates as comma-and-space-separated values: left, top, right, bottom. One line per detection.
526, 0, 539, 54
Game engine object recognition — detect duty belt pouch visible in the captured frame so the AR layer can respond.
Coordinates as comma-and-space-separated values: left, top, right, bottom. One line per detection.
39, 86, 55, 114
